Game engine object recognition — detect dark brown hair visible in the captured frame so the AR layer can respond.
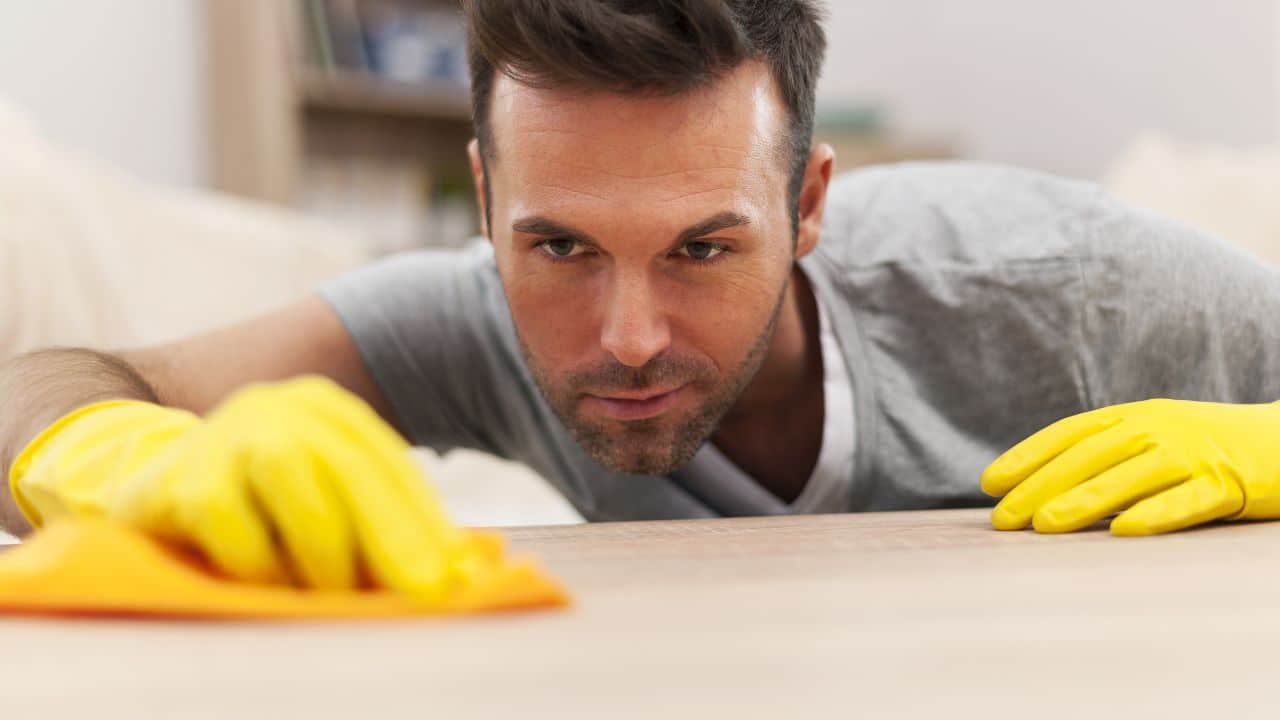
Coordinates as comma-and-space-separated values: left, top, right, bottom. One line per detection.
464, 0, 828, 234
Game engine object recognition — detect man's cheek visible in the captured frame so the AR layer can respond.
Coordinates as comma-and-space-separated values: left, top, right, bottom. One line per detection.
513, 308, 597, 380
676, 278, 775, 349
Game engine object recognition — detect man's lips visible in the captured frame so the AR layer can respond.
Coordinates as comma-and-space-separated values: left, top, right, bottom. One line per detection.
581, 385, 687, 421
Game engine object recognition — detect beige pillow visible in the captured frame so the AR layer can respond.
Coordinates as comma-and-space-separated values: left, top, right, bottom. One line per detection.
1106, 134, 1280, 266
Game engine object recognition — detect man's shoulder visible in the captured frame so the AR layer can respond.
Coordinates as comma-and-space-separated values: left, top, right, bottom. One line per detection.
817, 161, 1123, 271
320, 237, 509, 346
374, 238, 498, 277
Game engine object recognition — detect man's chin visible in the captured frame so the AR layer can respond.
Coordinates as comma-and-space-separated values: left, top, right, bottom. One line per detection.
570, 418, 702, 476
596, 446, 684, 476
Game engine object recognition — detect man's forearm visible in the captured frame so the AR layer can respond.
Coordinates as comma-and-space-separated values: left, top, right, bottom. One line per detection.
0, 348, 159, 535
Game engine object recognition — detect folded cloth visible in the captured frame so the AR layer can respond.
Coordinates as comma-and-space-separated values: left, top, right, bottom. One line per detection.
0, 519, 569, 620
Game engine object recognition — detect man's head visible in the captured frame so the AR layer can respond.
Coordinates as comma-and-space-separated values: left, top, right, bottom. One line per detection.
464, 0, 833, 475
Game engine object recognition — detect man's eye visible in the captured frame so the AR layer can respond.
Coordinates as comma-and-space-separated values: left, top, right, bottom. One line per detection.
539, 238, 583, 258
679, 241, 726, 262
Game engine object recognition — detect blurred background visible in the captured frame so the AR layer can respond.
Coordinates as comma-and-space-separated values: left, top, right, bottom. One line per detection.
4, 1, 1280, 244
3, 0, 1280, 528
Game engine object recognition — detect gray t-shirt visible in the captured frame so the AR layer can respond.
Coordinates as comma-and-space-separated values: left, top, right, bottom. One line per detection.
320, 162, 1280, 522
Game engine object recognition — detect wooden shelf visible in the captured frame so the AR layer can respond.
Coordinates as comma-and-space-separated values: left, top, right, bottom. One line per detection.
298, 69, 472, 122
207, 0, 475, 207
207, 0, 482, 250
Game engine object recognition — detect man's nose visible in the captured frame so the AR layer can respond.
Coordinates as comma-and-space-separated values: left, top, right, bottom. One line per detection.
599, 271, 671, 368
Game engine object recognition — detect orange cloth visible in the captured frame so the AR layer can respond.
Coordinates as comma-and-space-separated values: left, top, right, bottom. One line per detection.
0, 519, 569, 620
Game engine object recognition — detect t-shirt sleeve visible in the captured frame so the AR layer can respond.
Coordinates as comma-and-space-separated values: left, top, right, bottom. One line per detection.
1081, 206, 1280, 406
317, 242, 511, 454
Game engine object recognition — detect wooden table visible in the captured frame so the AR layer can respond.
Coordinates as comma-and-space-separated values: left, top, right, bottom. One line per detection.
3, 509, 1280, 718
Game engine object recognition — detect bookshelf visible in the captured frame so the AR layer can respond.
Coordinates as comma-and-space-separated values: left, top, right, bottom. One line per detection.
207, 0, 479, 253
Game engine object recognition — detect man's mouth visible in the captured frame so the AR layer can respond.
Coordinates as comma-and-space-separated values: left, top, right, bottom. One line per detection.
581, 385, 687, 422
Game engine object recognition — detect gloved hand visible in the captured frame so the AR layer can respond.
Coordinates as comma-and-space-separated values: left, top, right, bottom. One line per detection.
981, 399, 1280, 536
8, 376, 467, 596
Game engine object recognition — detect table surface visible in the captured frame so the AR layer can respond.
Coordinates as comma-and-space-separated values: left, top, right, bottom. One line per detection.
4, 509, 1280, 719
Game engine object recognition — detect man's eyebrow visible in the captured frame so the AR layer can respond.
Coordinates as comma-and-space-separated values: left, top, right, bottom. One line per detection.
675, 211, 751, 245
511, 217, 592, 244
511, 211, 751, 246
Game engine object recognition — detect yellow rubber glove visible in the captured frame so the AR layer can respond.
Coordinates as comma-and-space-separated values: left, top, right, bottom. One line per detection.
8, 376, 467, 597
981, 399, 1280, 536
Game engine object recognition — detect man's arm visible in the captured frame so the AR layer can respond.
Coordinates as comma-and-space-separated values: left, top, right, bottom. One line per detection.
0, 294, 396, 535
0, 350, 159, 534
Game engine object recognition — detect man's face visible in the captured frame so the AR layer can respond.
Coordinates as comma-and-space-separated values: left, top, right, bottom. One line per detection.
475, 62, 799, 475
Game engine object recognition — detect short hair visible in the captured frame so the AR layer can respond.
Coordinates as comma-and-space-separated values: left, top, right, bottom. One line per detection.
464, 0, 828, 235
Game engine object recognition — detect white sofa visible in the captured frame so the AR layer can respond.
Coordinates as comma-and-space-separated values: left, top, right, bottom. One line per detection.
0, 100, 371, 356
0, 98, 581, 534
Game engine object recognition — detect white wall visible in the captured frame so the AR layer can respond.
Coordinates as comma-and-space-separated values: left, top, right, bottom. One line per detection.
818, 0, 1280, 179
0, 0, 206, 187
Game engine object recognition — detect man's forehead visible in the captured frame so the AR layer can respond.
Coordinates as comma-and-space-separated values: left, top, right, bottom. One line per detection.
487, 61, 786, 182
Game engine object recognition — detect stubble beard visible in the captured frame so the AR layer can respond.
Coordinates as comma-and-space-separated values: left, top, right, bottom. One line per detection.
518, 279, 790, 476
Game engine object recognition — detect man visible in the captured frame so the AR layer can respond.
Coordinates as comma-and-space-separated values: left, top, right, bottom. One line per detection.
4, 0, 1280, 596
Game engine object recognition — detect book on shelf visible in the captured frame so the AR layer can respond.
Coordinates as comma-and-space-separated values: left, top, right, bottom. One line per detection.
326, 0, 372, 72
298, 0, 468, 90
300, 0, 335, 70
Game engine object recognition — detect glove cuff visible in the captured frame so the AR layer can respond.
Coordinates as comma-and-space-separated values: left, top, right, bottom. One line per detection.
8, 400, 197, 527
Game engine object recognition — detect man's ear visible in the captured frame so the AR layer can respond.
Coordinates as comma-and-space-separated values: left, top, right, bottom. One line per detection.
467, 138, 490, 239
795, 143, 836, 260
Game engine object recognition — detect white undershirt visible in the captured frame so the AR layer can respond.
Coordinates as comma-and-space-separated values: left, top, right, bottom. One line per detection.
671, 291, 856, 515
